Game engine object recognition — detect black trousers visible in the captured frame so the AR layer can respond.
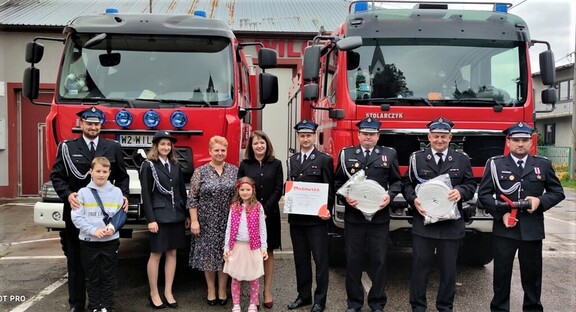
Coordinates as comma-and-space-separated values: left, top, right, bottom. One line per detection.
344, 221, 389, 311
409, 235, 460, 312
62, 219, 86, 309
289, 223, 329, 307
80, 239, 120, 311
491, 236, 543, 312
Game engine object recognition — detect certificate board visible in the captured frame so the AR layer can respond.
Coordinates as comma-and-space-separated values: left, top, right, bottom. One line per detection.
283, 181, 329, 217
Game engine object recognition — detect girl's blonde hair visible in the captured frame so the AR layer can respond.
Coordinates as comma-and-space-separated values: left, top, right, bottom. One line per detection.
147, 139, 177, 163
230, 177, 259, 212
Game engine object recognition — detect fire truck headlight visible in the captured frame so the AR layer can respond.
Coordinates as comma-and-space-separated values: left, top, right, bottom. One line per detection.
115, 109, 133, 128
170, 111, 187, 129
143, 110, 160, 128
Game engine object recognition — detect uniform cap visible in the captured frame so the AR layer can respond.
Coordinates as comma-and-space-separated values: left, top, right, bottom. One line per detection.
427, 117, 454, 133
76, 106, 104, 123
152, 130, 177, 144
503, 122, 534, 138
294, 119, 318, 133
356, 117, 381, 133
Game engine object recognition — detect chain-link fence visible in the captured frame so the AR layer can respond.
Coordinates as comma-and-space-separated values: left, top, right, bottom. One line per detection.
537, 146, 572, 180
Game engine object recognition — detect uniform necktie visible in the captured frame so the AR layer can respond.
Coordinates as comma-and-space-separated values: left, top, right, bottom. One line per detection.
436, 152, 444, 168
365, 149, 371, 160
89, 141, 96, 157
164, 162, 170, 173
517, 160, 524, 169
302, 154, 308, 164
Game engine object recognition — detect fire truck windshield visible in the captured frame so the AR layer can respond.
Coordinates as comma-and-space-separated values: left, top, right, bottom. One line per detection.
57, 34, 234, 107
347, 39, 526, 107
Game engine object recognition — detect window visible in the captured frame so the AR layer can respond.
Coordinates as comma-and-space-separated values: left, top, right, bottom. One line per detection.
557, 79, 573, 102
544, 123, 556, 145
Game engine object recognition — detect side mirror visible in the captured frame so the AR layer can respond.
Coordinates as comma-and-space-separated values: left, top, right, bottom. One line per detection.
258, 48, 277, 69
25, 42, 44, 64
347, 51, 360, 70
99, 53, 121, 67
259, 73, 278, 104
23, 67, 40, 100
303, 45, 322, 82
336, 36, 362, 51
539, 50, 555, 86
303, 83, 319, 101
541, 88, 557, 104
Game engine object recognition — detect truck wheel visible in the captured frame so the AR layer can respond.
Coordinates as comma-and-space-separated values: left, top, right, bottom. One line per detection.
458, 232, 493, 266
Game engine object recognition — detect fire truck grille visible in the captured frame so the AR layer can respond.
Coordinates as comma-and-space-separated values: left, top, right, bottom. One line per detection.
379, 133, 506, 168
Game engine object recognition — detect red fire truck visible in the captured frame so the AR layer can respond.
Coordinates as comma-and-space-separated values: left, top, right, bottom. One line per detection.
23, 10, 278, 236
289, 1, 557, 265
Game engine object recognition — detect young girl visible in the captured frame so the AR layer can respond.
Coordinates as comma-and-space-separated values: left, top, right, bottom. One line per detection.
223, 177, 269, 312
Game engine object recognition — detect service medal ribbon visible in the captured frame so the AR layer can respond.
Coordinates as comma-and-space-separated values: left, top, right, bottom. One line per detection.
534, 167, 540, 174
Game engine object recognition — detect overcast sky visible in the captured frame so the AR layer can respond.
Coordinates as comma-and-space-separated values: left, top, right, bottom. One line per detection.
387, 0, 575, 71
508, 0, 575, 70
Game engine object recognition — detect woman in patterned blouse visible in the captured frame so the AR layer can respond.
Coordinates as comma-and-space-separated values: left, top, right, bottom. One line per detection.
187, 136, 238, 306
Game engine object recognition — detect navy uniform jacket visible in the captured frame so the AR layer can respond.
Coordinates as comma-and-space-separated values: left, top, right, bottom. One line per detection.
287, 148, 334, 226
140, 160, 188, 224
478, 154, 565, 241
402, 148, 476, 239
51, 137, 129, 221
334, 145, 402, 224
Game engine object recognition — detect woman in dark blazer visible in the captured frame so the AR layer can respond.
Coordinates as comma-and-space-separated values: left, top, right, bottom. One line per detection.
238, 130, 283, 309
140, 131, 188, 309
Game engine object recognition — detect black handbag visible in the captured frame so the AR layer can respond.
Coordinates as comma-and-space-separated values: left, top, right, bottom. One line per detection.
90, 188, 127, 232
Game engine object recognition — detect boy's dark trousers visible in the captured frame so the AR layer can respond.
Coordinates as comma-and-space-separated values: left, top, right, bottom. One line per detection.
80, 239, 120, 311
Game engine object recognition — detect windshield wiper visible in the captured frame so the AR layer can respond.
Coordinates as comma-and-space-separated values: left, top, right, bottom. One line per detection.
135, 98, 212, 107
356, 97, 434, 106
432, 98, 501, 107
81, 97, 136, 108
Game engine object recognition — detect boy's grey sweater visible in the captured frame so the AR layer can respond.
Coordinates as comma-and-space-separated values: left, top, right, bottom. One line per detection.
72, 180, 124, 242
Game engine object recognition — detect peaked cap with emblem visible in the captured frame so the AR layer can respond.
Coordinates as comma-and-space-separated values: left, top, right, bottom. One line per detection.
356, 117, 381, 133
152, 130, 177, 144
294, 119, 318, 133
427, 117, 454, 133
76, 106, 105, 123
503, 122, 534, 138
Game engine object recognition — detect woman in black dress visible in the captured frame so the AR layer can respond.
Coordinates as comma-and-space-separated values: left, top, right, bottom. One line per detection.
140, 131, 188, 309
238, 130, 283, 309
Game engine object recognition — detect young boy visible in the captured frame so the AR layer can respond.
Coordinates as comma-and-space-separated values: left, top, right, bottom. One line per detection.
71, 157, 124, 312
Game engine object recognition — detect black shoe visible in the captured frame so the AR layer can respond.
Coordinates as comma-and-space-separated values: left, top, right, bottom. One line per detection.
287, 297, 312, 310
149, 295, 167, 309
69, 308, 85, 312
218, 297, 228, 306
311, 304, 325, 312
161, 294, 178, 309
207, 298, 217, 306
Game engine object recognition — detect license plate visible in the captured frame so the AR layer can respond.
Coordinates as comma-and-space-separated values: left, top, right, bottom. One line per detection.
118, 134, 154, 147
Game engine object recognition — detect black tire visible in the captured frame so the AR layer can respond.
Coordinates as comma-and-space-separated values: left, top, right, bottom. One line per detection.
458, 232, 493, 266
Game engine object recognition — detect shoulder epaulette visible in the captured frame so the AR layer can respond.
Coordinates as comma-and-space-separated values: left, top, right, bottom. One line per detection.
533, 155, 550, 161
489, 155, 505, 160
452, 149, 469, 157
410, 149, 426, 157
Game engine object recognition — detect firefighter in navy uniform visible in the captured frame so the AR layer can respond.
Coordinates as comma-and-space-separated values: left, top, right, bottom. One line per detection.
50, 107, 129, 312
334, 117, 402, 312
478, 122, 565, 312
402, 117, 476, 312
286, 119, 334, 312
